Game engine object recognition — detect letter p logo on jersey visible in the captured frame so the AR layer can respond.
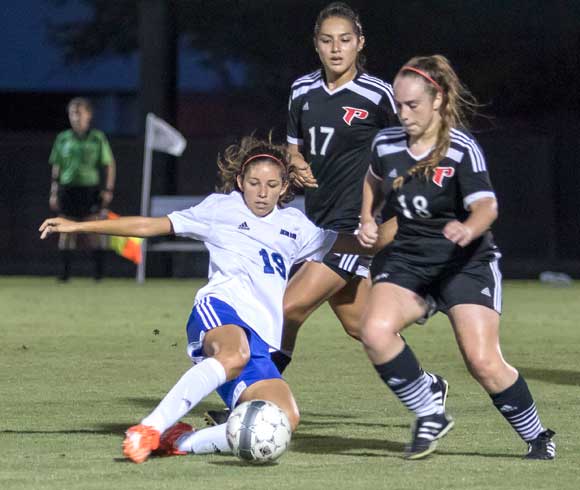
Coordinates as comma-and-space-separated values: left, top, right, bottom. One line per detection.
342, 106, 369, 126
432, 167, 455, 187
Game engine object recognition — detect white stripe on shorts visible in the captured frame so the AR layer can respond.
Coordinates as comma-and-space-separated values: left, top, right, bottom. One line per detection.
197, 297, 220, 330
339, 254, 359, 272
489, 259, 502, 313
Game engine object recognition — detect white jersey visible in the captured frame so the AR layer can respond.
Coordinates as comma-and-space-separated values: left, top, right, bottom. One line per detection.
168, 191, 337, 350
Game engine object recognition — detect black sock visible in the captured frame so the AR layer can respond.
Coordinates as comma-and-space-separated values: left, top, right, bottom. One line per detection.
271, 351, 292, 374
374, 344, 437, 417
59, 250, 71, 281
93, 250, 104, 280
490, 375, 544, 441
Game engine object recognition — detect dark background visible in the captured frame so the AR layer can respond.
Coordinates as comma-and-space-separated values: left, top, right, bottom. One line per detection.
1, 0, 579, 278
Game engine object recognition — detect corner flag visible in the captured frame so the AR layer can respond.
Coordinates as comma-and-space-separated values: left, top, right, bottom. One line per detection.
145, 113, 187, 157
138, 114, 187, 283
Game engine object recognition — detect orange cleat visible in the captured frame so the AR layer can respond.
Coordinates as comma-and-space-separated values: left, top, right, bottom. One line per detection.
122, 424, 160, 463
157, 422, 194, 456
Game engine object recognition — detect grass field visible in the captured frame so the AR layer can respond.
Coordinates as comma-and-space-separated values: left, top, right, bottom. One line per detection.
1, 277, 579, 490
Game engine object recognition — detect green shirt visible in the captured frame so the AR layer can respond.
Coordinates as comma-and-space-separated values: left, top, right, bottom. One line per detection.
49, 129, 114, 187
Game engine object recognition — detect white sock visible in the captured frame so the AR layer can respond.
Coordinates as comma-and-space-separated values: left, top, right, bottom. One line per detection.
176, 423, 231, 454
141, 358, 226, 433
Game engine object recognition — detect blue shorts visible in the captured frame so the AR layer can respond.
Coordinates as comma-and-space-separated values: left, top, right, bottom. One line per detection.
185, 296, 282, 409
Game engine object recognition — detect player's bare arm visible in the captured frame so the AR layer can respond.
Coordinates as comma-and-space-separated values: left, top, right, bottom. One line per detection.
49, 165, 60, 212
358, 171, 384, 247
288, 143, 318, 188
39, 216, 173, 240
100, 158, 116, 208
443, 197, 498, 247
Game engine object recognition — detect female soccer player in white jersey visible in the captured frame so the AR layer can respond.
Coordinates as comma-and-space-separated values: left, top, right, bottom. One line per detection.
39, 137, 393, 464
279, 2, 438, 373
357, 55, 555, 460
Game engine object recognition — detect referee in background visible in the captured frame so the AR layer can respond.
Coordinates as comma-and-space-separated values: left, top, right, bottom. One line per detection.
48, 97, 116, 281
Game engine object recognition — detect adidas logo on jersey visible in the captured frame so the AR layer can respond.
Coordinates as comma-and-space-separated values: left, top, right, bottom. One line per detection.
481, 287, 491, 297
302, 101, 309, 111
388, 168, 398, 178
238, 222, 250, 230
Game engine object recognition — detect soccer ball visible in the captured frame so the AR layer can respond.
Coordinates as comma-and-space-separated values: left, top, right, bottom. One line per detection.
226, 399, 292, 464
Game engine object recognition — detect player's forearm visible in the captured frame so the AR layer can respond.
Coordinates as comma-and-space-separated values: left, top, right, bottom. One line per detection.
360, 173, 381, 222
104, 160, 116, 191
50, 166, 60, 194
74, 216, 172, 237
464, 198, 498, 239
288, 144, 306, 165
376, 217, 397, 249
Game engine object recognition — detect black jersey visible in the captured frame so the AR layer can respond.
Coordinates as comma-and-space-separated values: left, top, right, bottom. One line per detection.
287, 70, 397, 232
369, 127, 500, 267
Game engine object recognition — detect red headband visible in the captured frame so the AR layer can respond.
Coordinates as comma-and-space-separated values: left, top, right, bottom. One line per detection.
401, 66, 444, 94
241, 153, 285, 174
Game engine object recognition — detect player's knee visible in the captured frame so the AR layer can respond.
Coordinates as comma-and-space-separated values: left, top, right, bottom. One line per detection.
285, 405, 300, 432
215, 346, 251, 380
283, 297, 312, 327
465, 352, 503, 386
360, 317, 399, 349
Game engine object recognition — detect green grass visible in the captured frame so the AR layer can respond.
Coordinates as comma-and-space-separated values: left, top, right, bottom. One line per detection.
1, 277, 579, 490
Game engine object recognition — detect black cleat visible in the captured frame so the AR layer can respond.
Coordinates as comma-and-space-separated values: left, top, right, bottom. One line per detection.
203, 408, 230, 427
405, 412, 455, 460
270, 350, 292, 374
416, 294, 438, 325
431, 374, 449, 411
525, 429, 556, 460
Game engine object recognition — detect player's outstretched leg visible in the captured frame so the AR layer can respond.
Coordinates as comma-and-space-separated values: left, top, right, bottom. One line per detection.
122, 356, 228, 462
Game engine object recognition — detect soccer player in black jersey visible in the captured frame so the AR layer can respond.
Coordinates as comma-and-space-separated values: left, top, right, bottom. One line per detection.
358, 55, 555, 460
279, 2, 437, 370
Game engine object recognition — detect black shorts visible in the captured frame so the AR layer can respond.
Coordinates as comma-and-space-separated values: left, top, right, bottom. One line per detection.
322, 252, 371, 281
58, 186, 102, 219
371, 253, 502, 314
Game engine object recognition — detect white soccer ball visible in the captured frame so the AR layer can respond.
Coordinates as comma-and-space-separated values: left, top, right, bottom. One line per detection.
226, 399, 292, 464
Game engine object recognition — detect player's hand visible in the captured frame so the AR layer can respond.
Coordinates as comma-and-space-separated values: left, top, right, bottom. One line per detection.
39, 217, 79, 240
443, 220, 473, 247
357, 220, 378, 248
49, 192, 59, 213
290, 157, 318, 189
